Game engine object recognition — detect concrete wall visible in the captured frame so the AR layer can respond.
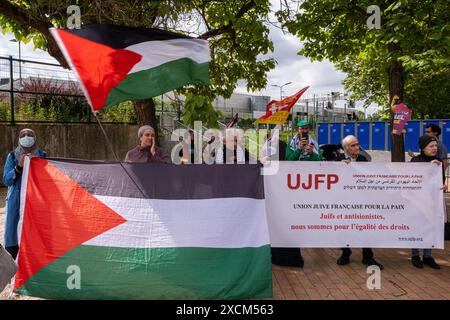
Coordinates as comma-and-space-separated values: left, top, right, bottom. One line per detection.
0, 123, 141, 177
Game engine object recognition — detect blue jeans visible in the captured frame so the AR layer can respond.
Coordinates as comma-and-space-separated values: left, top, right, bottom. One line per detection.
411, 249, 432, 257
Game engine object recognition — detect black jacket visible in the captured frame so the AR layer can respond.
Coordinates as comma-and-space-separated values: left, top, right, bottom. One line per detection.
411, 153, 445, 183
335, 153, 368, 162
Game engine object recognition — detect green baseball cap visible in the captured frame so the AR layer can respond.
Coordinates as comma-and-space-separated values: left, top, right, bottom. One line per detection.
296, 120, 310, 127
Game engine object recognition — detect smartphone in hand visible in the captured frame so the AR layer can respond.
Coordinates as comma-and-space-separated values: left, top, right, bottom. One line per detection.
301, 131, 309, 142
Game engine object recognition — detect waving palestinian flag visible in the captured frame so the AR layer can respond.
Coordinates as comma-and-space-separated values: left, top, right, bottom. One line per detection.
14, 158, 271, 299
50, 24, 210, 111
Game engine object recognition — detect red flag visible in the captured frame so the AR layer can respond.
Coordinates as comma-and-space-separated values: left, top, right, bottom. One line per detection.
255, 86, 309, 124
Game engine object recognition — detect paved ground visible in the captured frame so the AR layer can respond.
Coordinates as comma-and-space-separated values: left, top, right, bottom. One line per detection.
2, 153, 450, 300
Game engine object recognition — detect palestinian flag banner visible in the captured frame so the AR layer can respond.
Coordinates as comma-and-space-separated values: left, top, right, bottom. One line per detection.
14, 158, 271, 299
255, 86, 309, 125
50, 24, 210, 111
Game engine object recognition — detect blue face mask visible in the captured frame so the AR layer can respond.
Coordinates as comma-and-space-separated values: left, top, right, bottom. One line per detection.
19, 136, 35, 148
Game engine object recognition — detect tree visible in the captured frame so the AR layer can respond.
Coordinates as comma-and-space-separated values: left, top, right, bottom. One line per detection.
182, 93, 222, 128
0, 0, 275, 143
277, 0, 450, 161
339, 51, 450, 120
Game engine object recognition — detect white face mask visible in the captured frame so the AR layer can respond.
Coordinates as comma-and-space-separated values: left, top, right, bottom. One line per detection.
19, 136, 35, 148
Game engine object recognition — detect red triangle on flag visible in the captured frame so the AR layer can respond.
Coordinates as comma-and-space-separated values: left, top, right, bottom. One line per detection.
54, 29, 142, 111
14, 158, 127, 290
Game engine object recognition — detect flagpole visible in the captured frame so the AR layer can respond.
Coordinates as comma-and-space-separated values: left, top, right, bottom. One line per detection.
271, 81, 292, 129
93, 112, 148, 198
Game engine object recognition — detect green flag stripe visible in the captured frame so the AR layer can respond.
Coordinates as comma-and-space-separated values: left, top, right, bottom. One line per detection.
104, 58, 209, 109
16, 245, 272, 300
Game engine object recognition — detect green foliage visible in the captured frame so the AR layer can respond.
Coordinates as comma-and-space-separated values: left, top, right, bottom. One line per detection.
0, 101, 8, 120
406, 67, 450, 119
278, 0, 450, 118
201, 0, 275, 98
0, 0, 277, 126
367, 109, 390, 121
182, 93, 222, 128
279, 130, 294, 144
237, 117, 255, 130
100, 101, 137, 123
0, 98, 136, 123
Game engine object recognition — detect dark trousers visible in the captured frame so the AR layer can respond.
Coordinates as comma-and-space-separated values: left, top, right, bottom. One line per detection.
5, 245, 19, 260
271, 248, 303, 267
341, 248, 373, 260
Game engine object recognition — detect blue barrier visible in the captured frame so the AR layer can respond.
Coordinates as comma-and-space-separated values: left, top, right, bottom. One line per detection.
371, 122, 386, 151
442, 120, 450, 152
357, 122, 370, 150
405, 121, 420, 152
344, 123, 356, 137
387, 123, 391, 151
317, 120, 450, 152
330, 123, 342, 145
317, 123, 328, 145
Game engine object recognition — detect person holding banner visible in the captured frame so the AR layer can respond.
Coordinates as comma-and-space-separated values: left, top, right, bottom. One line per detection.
125, 125, 171, 163
335, 135, 384, 270
264, 126, 304, 267
3, 128, 47, 260
410, 135, 444, 269
285, 120, 322, 161
408, 124, 448, 170
280, 121, 322, 266
260, 125, 286, 163
179, 129, 195, 164
215, 129, 250, 164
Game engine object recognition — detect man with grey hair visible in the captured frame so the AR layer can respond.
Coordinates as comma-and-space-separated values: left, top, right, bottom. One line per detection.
125, 125, 171, 163
339, 135, 368, 162
335, 135, 384, 269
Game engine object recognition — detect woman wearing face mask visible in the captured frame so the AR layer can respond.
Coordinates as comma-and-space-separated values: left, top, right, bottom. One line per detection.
2, 128, 47, 260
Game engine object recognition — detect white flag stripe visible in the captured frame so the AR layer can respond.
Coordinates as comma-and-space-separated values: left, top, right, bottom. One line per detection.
126, 39, 210, 74
84, 196, 269, 249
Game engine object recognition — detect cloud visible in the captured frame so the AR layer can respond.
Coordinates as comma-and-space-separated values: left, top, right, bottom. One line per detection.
0, 27, 378, 113
235, 24, 346, 100
0, 32, 59, 62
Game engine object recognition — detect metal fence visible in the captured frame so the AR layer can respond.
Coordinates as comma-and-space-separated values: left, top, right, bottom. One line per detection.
0, 55, 138, 124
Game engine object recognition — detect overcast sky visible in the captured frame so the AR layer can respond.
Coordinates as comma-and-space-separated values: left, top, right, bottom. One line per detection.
0, 4, 379, 115
234, 24, 347, 98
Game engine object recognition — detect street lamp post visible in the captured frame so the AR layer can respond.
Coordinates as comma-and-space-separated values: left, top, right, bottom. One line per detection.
271, 81, 292, 129
271, 81, 292, 101
9, 39, 22, 85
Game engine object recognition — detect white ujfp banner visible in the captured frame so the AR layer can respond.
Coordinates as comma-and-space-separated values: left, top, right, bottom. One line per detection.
264, 162, 445, 249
